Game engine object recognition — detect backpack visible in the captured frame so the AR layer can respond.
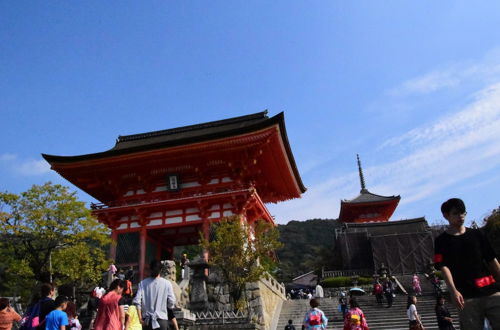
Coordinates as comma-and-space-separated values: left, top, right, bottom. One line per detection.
309, 312, 322, 326
374, 284, 383, 294
19, 297, 50, 330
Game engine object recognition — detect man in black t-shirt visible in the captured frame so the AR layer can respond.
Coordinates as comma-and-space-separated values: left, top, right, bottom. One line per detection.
434, 198, 500, 329
37, 283, 56, 330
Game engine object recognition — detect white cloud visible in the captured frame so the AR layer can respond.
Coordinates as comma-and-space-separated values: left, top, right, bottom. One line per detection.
0, 154, 51, 176
395, 70, 460, 95
17, 159, 51, 176
390, 48, 500, 97
270, 55, 500, 223
0, 153, 17, 161
383, 83, 500, 149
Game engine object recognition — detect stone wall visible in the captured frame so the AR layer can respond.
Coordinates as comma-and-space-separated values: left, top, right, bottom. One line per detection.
249, 274, 286, 330
196, 270, 286, 330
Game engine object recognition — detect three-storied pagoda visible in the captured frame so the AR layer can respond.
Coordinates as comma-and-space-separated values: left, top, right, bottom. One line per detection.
43, 111, 305, 279
335, 155, 433, 274
338, 154, 400, 223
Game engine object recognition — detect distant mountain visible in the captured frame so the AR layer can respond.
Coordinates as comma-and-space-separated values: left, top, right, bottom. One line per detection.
276, 218, 340, 282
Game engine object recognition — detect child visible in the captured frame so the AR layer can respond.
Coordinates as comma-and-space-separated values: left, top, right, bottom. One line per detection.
284, 319, 296, 330
124, 303, 142, 330
44, 296, 69, 330
64, 301, 81, 330
412, 273, 422, 296
302, 298, 328, 330
434, 198, 499, 329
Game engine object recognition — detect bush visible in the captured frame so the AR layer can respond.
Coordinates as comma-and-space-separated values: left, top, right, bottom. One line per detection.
321, 276, 372, 288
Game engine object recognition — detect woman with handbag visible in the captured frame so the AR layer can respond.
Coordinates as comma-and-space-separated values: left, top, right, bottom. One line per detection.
407, 296, 425, 330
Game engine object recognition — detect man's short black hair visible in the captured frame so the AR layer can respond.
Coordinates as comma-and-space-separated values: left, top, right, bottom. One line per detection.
40, 283, 54, 297
55, 295, 69, 307
149, 259, 162, 277
441, 198, 466, 215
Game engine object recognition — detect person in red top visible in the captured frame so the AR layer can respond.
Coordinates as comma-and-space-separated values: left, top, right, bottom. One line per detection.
93, 279, 125, 330
434, 198, 499, 329
372, 280, 383, 305
0, 298, 21, 330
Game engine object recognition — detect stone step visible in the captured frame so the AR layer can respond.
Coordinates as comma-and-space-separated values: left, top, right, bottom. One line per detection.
275, 296, 460, 330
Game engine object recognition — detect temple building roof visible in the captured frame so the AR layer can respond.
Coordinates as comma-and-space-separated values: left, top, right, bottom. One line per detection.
42, 111, 306, 204
338, 155, 400, 223
43, 111, 276, 162
343, 189, 400, 204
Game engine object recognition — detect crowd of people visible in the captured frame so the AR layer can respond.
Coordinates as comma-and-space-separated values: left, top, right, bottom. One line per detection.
1, 198, 498, 330
0, 259, 177, 330
291, 197, 499, 330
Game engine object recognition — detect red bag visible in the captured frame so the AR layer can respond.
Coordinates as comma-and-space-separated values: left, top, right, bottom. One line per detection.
309, 313, 322, 325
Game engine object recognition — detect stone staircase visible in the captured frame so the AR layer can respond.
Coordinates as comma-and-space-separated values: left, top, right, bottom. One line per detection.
276, 297, 338, 330
275, 295, 460, 330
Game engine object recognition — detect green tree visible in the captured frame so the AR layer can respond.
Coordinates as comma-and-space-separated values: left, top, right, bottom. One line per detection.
0, 182, 111, 293
276, 219, 338, 282
483, 207, 500, 256
200, 216, 282, 310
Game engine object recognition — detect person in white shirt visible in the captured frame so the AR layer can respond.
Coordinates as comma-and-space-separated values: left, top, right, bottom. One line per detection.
133, 260, 176, 330
407, 295, 424, 329
315, 283, 324, 298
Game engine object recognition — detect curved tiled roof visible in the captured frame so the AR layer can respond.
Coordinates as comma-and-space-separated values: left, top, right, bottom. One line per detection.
343, 189, 400, 204
42, 111, 306, 194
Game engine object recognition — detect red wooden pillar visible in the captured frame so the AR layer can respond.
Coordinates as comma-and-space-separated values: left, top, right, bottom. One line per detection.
139, 226, 147, 280
156, 244, 162, 261
202, 219, 210, 242
110, 229, 118, 261
202, 219, 210, 276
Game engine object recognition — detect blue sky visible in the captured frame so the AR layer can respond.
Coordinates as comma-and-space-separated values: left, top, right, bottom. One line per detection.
1, 1, 500, 225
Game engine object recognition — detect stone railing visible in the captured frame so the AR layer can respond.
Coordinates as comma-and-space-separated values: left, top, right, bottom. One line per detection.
322, 269, 372, 278
195, 309, 249, 324
260, 272, 286, 299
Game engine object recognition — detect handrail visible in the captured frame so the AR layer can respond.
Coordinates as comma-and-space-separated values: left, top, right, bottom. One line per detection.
322, 269, 372, 278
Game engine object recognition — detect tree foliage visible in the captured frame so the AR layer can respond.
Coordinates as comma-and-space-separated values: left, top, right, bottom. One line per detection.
276, 219, 339, 282
200, 216, 282, 310
0, 182, 111, 293
483, 207, 500, 256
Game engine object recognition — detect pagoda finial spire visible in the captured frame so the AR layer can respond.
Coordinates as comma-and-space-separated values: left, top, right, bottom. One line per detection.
357, 154, 368, 193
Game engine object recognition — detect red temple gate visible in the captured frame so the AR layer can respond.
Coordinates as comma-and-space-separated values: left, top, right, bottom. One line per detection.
43, 111, 305, 279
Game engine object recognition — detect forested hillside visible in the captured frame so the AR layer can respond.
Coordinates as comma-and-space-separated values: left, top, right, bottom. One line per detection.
276, 218, 340, 282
